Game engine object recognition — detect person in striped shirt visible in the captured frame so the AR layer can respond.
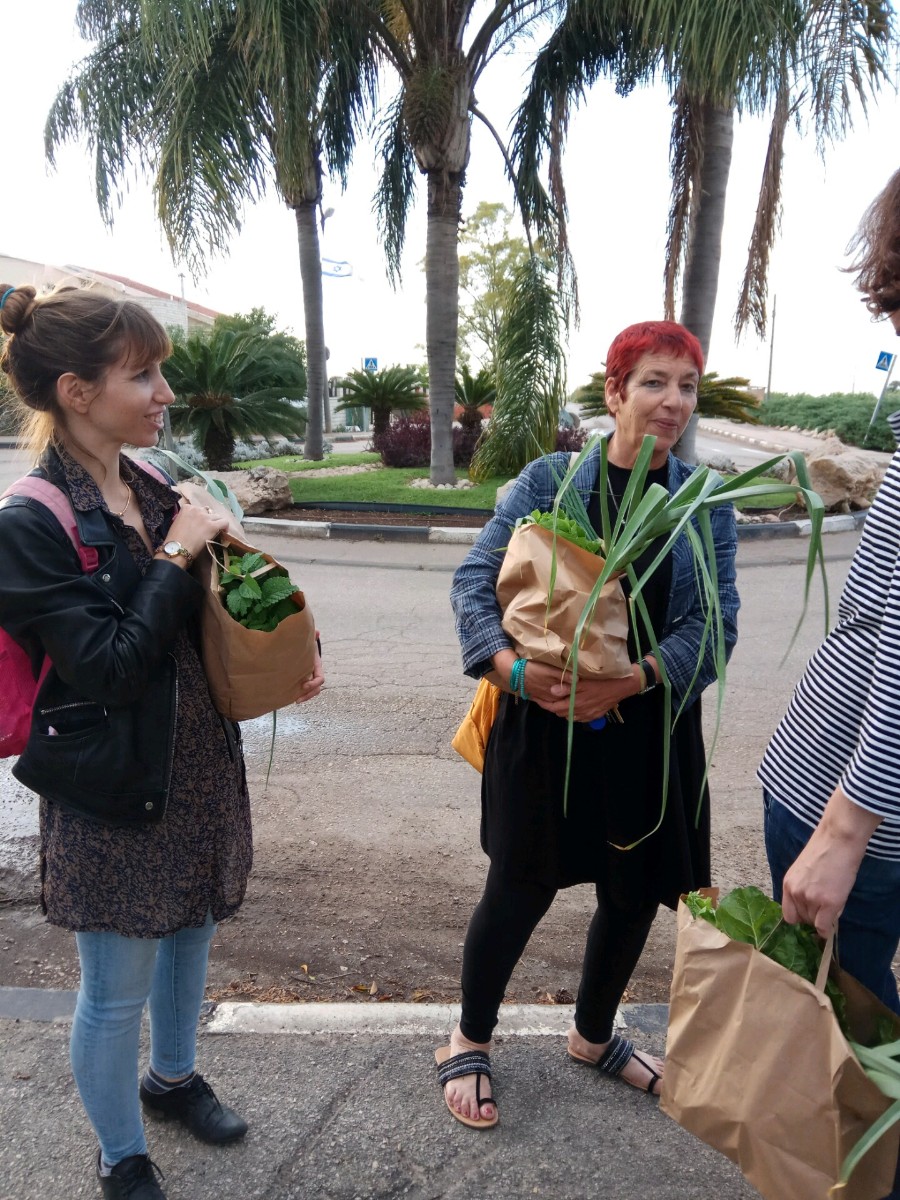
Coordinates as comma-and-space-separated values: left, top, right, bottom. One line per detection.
759, 169, 900, 1023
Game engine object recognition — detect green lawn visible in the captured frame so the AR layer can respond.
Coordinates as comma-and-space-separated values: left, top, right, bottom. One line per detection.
240, 451, 381, 471
289, 468, 506, 509
237, 453, 797, 512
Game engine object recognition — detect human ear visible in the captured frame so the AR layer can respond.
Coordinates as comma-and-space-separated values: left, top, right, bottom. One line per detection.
56, 372, 94, 415
605, 376, 623, 416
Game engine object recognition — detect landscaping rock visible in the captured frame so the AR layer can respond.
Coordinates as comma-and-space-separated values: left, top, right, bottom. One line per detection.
803, 437, 885, 512
201, 466, 293, 515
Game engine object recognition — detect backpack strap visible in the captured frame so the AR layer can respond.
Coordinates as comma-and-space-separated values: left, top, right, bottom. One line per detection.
130, 457, 171, 486
1, 476, 98, 572
1, 458, 173, 574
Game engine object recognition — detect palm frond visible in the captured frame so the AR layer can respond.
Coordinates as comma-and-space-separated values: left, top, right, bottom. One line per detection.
664, 85, 703, 320
45, 23, 163, 223
471, 257, 566, 479
801, 0, 895, 149
374, 94, 417, 285
734, 83, 793, 339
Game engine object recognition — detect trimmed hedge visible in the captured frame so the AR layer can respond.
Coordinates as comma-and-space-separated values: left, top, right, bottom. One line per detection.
759, 392, 900, 452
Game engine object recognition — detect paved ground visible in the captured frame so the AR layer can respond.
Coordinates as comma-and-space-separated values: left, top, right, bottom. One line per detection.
0, 431, 887, 1200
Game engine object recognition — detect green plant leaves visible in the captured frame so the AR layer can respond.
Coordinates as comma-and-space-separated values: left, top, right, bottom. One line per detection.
216, 547, 299, 632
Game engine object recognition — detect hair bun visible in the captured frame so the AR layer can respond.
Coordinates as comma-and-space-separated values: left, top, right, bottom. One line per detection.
0, 285, 37, 337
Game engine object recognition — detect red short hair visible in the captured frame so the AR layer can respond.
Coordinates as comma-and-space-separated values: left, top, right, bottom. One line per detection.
605, 321, 704, 387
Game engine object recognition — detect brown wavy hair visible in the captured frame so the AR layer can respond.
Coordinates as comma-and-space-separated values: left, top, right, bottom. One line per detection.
846, 170, 900, 317
0, 283, 171, 459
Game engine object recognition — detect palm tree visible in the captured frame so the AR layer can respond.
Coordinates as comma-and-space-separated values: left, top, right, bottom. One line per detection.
334, 366, 427, 437
322, 0, 572, 485
573, 371, 761, 424
46, 1, 376, 462
162, 324, 307, 470
512, 0, 894, 460
455, 365, 496, 432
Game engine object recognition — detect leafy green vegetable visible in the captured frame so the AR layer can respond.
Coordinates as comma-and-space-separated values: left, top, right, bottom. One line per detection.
684, 886, 838, 1014
519, 508, 603, 556
216, 548, 300, 632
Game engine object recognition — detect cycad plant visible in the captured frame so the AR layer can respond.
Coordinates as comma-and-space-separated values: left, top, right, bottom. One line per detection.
162, 324, 308, 470
334, 366, 427, 437
575, 372, 761, 425
455, 365, 496, 432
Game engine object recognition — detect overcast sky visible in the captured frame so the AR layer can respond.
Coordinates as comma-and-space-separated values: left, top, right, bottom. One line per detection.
4, 0, 900, 400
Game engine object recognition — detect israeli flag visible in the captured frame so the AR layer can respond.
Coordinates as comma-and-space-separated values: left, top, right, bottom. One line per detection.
321, 258, 353, 278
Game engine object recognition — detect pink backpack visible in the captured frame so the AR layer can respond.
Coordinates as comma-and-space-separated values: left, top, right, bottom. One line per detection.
0, 462, 168, 757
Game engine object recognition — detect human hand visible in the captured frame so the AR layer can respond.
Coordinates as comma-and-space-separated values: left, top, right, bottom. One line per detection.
295, 641, 324, 704
161, 503, 229, 561
780, 786, 879, 938
532, 665, 641, 722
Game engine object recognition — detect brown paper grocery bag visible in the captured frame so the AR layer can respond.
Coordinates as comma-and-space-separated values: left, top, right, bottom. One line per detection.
197, 533, 317, 721
661, 900, 900, 1200
496, 522, 631, 680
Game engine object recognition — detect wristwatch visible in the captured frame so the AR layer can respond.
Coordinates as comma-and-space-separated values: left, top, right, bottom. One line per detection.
161, 540, 195, 566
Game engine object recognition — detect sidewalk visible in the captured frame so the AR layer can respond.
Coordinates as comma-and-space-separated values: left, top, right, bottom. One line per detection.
0, 994, 758, 1199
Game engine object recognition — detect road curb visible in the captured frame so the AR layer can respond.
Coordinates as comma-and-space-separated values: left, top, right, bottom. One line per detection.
244, 512, 868, 545
0, 985, 667, 1038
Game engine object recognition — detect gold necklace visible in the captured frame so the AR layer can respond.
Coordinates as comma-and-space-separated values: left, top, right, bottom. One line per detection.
110, 484, 132, 518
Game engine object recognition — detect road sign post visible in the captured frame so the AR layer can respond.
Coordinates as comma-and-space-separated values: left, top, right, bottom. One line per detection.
865, 351, 897, 443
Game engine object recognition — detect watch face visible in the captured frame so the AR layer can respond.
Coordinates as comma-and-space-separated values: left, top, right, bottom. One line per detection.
164, 541, 184, 556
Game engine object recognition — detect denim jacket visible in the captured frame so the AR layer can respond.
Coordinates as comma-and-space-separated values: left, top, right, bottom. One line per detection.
450, 442, 739, 709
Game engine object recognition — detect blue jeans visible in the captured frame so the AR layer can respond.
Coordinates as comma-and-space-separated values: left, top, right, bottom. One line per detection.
71, 914, 216, 1166
763, 791, 900, 1013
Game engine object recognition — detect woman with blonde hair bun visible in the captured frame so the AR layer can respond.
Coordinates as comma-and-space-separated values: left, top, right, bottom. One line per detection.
0, 283, 322, 1199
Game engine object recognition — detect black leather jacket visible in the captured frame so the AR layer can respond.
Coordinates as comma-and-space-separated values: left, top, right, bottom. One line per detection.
0, 453, 205, 826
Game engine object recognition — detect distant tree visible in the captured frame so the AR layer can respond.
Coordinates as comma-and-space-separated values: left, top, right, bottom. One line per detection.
335, 366, 427, 437
573, 371, 761, 424
471, 258, 566, 480
162, 325, 307, 470
47, 2, 375, 464
458, 202, 531, 372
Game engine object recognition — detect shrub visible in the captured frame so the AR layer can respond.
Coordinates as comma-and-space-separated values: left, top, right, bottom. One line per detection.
374, 413, 483, 469
759, 392, 900, 452
555, 427, 589, 454
374, 413, 432, 467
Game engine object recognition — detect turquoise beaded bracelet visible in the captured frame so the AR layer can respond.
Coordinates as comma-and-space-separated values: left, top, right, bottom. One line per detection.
509, 657, 530, 700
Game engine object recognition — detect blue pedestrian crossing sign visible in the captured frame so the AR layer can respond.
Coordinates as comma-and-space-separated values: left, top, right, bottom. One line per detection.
363, 357, 378, 372
876, 351, 894, 371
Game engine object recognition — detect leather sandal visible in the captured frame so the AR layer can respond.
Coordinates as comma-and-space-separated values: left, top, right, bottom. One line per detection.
568, 1033, 662, 1095
435, 1045, 499, 1129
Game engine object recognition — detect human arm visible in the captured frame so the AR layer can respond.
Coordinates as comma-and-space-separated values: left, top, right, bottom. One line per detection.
0, 500, 206, 707
450, 454, 572, 678
781, 784, 881, 937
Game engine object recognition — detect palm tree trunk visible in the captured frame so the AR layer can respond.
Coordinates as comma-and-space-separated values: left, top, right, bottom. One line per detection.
425, 168, 464, 485
676, 102, 734, 464
294, 201, 326, 461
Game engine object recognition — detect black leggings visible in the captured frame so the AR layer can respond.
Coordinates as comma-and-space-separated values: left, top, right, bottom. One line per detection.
459, 865, 658, 1045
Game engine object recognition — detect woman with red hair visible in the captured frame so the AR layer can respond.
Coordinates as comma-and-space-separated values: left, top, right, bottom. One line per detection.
440, 320, 739, 1128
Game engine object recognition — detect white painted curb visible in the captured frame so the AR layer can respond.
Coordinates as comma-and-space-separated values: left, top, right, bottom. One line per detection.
206, 1001, 624, 1037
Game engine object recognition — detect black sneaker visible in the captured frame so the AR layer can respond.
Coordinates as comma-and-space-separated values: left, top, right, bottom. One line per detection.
97, 1153, 166, 1199
139, 1073, 248, 1144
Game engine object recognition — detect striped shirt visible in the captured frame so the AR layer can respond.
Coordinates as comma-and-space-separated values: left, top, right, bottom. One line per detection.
758, 411, 900, 859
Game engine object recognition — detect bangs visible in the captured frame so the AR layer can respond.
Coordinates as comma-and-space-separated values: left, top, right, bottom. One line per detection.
113, 303, 172, 368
